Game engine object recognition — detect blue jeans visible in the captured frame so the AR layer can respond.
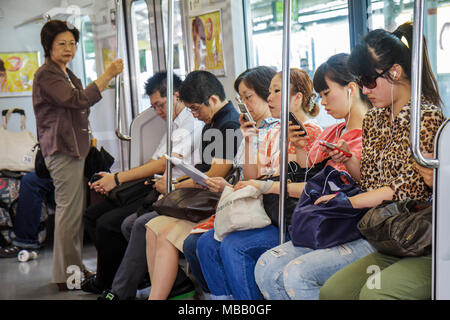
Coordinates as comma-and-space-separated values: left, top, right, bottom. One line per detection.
197, 225, 287, 300
254, 238, 376, 300
13, 171, 54, 249
183, 233, 209, 293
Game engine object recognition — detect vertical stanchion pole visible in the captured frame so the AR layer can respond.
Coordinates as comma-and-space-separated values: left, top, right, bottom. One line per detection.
166, 0, 174, 194
278, 0, 292, 245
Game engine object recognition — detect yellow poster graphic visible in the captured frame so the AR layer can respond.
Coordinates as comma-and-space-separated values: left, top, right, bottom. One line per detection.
0, 52, 40, 96
190, 10, 225, 76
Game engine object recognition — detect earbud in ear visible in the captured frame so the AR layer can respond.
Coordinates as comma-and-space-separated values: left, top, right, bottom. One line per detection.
393, 70, 397, 79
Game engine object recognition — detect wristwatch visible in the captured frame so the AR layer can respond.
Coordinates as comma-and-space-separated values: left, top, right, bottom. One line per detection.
114, 172, 121, 186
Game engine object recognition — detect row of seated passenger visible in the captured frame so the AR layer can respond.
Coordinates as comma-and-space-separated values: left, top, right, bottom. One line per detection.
2, 20, 444, 300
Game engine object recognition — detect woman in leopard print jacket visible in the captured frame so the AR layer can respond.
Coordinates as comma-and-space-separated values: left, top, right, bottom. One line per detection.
320, 21, 445, 300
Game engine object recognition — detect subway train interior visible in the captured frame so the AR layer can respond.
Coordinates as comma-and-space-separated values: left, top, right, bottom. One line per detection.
0, 0, 450, 303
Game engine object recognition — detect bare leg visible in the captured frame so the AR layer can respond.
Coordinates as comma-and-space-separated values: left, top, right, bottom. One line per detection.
146, 222, 179, 300
145, 227, 158, 285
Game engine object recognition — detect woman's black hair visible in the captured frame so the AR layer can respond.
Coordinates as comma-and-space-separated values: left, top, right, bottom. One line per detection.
348, 21, 441, 107
0, 59, 5, 72
233, 66, 276, 101
314, 53, 371, 107
40, 20, 80, 58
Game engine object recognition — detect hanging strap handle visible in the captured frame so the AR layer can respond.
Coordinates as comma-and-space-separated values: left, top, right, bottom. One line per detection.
1, 108, 26, 131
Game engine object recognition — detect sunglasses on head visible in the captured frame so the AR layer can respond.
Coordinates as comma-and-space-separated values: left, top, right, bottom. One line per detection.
356, 66, 392, 89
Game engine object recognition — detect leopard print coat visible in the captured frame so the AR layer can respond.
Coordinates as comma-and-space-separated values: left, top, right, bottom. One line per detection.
360, 98, 445, 201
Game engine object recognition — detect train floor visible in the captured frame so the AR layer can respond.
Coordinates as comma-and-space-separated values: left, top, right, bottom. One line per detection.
0, 243, 98, 300
0, 221, 201, 300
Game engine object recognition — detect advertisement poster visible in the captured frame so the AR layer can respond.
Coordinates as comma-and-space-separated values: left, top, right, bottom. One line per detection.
100, 36, 116, 73
190, 10, 225, 76
0, 52, 39, 97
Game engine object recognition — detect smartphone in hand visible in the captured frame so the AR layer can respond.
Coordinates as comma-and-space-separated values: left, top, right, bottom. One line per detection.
288, 112, 308, 137
238, 103, 256, 128
319, 140, 352, 158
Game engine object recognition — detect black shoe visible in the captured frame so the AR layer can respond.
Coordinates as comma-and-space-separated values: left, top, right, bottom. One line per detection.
97, 289, 120, 301
168, 277, 196, 300
81, 275, 103, 294
0, 245, 22, 258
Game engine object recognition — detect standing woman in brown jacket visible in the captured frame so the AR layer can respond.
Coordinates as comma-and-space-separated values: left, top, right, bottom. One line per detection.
32, 20, 123, 290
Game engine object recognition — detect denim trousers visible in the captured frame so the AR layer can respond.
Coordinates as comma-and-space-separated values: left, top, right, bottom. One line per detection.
183, 233, 209, 293
12, 171, 54, 248
197, 225, 286, 300
254, 238, 375, 300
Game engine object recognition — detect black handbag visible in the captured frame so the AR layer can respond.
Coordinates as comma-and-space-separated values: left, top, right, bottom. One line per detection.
34, 144, 115, 180
151, 166, 241, 222
262, 158, 330, 227
152, 188, 222, 223
136, 189, 161, 217
107, 178, 154, 207
357, 200, 432, 257
84, 146, 115, 179
34, 144, 51, 179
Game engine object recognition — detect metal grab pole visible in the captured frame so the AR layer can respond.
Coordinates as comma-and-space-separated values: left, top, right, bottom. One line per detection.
165, 0, 174, 194
410, 0, 438, 168
409, 0, 440, 300
278, 0, 292, 245
114, 0, 131, 142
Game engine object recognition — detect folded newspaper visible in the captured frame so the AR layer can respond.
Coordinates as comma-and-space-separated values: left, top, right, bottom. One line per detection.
163, 154, 208, 187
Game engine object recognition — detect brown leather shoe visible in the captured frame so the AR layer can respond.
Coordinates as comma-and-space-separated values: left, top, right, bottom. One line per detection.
56, 282, 69, 291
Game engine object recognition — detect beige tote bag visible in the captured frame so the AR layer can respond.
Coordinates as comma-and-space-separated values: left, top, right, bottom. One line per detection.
214, 185, 271, 242
0, 108, 37, 172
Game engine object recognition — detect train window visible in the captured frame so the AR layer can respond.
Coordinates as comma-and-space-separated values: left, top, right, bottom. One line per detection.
80, 16, 98, 87
368, 0, 450, 116
367, 0, 413, 31
245, 0, 351, 127
131, 0, 153, 113
162, 0, 188, 78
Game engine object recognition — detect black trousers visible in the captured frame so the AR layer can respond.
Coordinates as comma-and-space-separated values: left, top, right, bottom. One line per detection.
84, 197, 146, 290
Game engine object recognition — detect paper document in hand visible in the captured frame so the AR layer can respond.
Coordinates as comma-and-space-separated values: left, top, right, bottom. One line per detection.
163, 154, 208, 186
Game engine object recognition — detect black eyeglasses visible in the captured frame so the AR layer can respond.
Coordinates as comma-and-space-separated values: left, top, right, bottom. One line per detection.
150, 101, 166, 111
356, 66, 392, 89
186, 97, 210, 114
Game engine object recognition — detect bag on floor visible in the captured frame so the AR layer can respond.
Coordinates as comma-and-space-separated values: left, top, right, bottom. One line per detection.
357, 200, 432, 257
0, 108, 37, 172
0, 172, 22, 245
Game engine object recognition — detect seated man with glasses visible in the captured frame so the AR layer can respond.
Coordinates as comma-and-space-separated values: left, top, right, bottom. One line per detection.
141, 70, 243, 300
97, 70, 243, 301
82, 72, 204, 294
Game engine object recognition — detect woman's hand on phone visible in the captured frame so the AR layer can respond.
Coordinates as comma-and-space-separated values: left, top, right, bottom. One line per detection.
239, 114, 258, 140
288, 122, 308, 149
323, 140, 352, 163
